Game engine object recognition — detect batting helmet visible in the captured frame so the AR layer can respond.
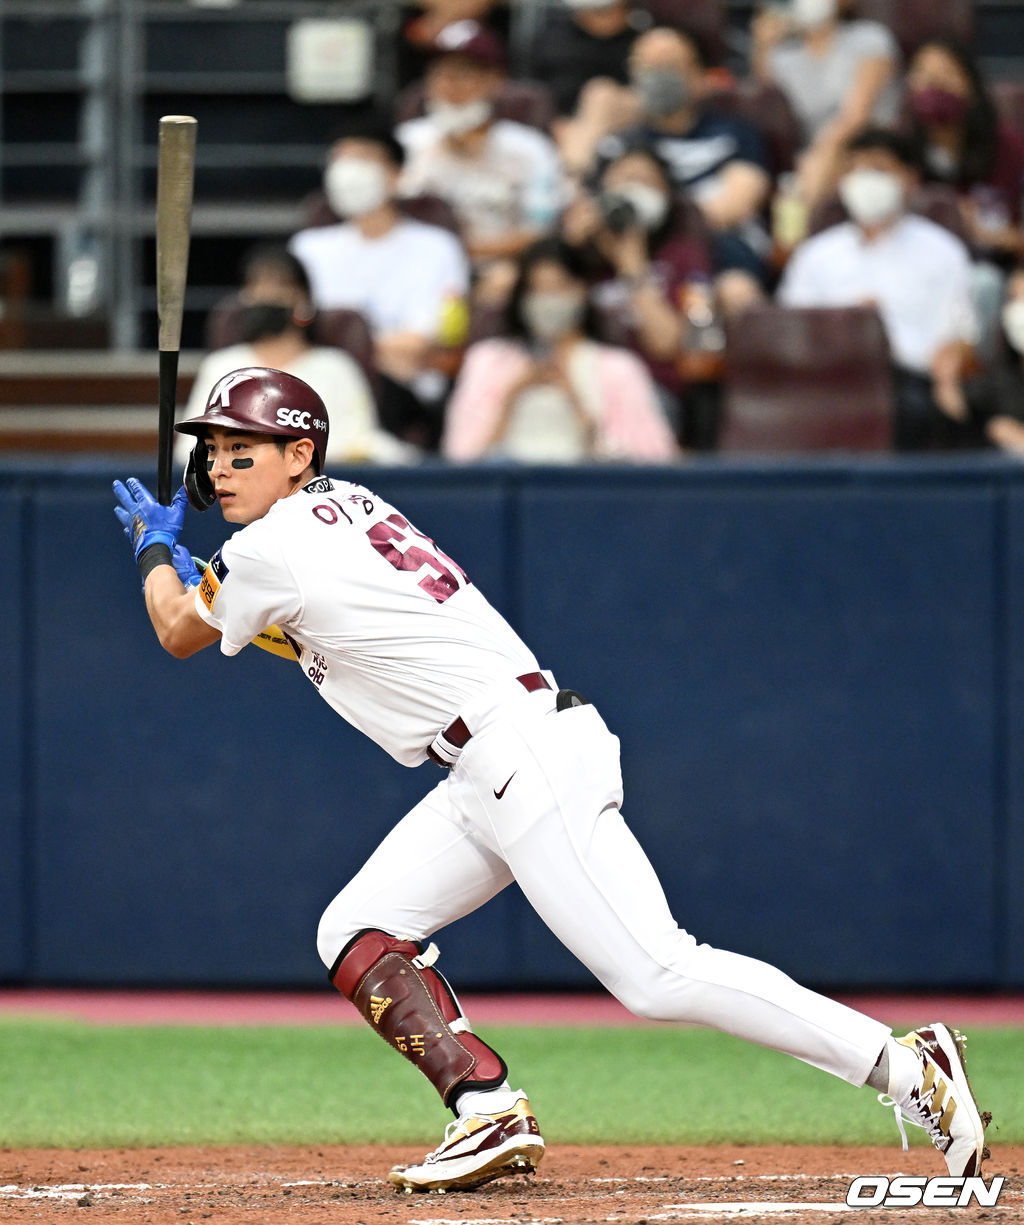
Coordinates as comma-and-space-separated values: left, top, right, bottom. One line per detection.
176, 367, 330, 511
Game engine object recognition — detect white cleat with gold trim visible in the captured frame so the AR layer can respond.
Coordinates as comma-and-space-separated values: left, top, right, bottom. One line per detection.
388, 1091, 544, 1193
878, 1022, 991, 1177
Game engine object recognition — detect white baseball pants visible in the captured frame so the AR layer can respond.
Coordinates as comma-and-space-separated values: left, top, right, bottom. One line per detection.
318, 682, 890, 1087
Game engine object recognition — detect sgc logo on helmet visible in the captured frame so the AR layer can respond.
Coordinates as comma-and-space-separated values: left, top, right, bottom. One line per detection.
277, 407, 312, 430
175, 367, 331, 511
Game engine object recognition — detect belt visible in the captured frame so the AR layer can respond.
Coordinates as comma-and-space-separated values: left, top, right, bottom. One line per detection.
427, 672, 551, 767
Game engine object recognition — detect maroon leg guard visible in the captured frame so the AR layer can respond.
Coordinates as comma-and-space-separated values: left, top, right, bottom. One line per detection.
329, 929, 508, 1110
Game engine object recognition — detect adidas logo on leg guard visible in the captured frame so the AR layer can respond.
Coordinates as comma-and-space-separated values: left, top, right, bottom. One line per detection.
329, 929, 508, 1107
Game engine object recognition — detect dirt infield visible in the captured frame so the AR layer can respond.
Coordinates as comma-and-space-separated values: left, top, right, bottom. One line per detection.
1, 1145, 1020, 1224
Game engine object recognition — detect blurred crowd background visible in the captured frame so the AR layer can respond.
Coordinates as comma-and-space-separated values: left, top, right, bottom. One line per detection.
4, 0, 1024, 464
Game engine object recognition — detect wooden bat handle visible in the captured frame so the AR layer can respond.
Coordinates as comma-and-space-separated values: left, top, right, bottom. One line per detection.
156, 115, 197, 505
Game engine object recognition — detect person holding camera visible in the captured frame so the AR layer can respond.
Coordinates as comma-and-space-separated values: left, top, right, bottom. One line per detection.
593, 28, 774, 290
562, 145, 733, 434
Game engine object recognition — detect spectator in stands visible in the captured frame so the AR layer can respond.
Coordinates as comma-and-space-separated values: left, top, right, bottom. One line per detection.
778, 127, 978, 450
751, 0, 900, 210
289, 131, 470, 451
180, 246, 412, 466
903, 38, 1024, 267
561, 144, 717, 424
397, 19, 566, 296
595, 27, 774, 288
442, 237, 679, 463
941, 264, 1024, 452
535, 1, 644, 147
395, 2, 503, 90
402, 0, 500, 49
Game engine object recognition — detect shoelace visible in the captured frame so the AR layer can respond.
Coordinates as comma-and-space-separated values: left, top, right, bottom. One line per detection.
877, 1091, 945, 1152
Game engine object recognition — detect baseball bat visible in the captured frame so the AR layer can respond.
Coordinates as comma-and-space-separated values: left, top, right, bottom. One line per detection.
155, 115, 197, 506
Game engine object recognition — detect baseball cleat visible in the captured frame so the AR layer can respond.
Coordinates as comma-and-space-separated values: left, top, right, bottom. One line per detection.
388, 1091, 544, 1193
878, 1022, 991, 1176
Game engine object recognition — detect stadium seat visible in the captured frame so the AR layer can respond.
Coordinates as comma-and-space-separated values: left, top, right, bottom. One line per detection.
719, 304, 893, 452
393, 78, 558, 131
705, 79, 802, 176
854, 0, 974, 57
465, 301, 508, 346
204, 298, 379, 395
991, 79, 1024, 133
311, 310, 379, 393
299, 190, 462, 236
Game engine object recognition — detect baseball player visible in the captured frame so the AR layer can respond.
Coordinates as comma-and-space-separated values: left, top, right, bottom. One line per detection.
114, 367, 990, 1194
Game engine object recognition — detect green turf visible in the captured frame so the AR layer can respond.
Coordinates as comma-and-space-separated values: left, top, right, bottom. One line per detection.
1, 1020, 1020, 1150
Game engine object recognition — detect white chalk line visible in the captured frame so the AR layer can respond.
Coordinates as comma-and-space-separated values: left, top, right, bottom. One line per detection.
410, 1219, 567, 1225
0, 1183, 155, 1202
648, 1206, 868, 1219
410, 1213, 853, 1225
0, 1174, 367, 1204
591, 1173, 894, 1184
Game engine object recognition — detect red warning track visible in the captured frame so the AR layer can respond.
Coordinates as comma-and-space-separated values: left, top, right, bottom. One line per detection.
0, 988, 1022, 1026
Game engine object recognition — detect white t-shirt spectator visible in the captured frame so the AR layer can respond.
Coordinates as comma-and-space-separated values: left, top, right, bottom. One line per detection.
289, 218, 469, 341
397, 117, 565, 245
777, 213, 977, 374
180, 344, 415, 465
768, 21, 901, 146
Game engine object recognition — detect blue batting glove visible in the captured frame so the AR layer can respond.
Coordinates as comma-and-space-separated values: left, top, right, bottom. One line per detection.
172, 544, 202, 589
113, 479, 188, 562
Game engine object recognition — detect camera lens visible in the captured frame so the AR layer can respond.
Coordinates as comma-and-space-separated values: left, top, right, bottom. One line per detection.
599, 193, 638, 234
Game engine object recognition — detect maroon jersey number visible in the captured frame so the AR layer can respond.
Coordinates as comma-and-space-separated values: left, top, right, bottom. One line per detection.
366, 513, 469, 604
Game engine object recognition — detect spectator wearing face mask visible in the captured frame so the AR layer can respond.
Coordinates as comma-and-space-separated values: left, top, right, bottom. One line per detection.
289, 131, 470, 451
751, 0, 900, 210
396, 20, 566, 286
561, 145, 719, 420
180, 246, 410, 465
441, 237, 678, 463
903, 39, 1024, 267
778, 127, 978, 450
595, 27, 774, 289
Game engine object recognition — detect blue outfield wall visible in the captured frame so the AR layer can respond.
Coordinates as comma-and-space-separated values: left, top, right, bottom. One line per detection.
0, 457, 1021, 990
0, 487, 27, 979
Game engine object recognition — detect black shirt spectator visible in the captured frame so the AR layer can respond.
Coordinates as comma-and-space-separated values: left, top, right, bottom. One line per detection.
531, 1, 644, 115
595, 28, 773, 285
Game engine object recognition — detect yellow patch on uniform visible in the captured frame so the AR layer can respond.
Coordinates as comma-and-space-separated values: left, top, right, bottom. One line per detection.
254, 625, 301, 661
198, 568, 220, 611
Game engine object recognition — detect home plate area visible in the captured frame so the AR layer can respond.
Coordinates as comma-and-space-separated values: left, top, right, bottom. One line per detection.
1, 1145, 1021, 1224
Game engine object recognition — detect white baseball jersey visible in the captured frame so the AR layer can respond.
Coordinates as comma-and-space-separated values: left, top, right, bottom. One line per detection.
190, 474, 891, 1096
194, 476, 539, 766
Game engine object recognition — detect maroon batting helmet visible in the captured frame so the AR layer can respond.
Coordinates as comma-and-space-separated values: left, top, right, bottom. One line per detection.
176, 367, 330, 510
